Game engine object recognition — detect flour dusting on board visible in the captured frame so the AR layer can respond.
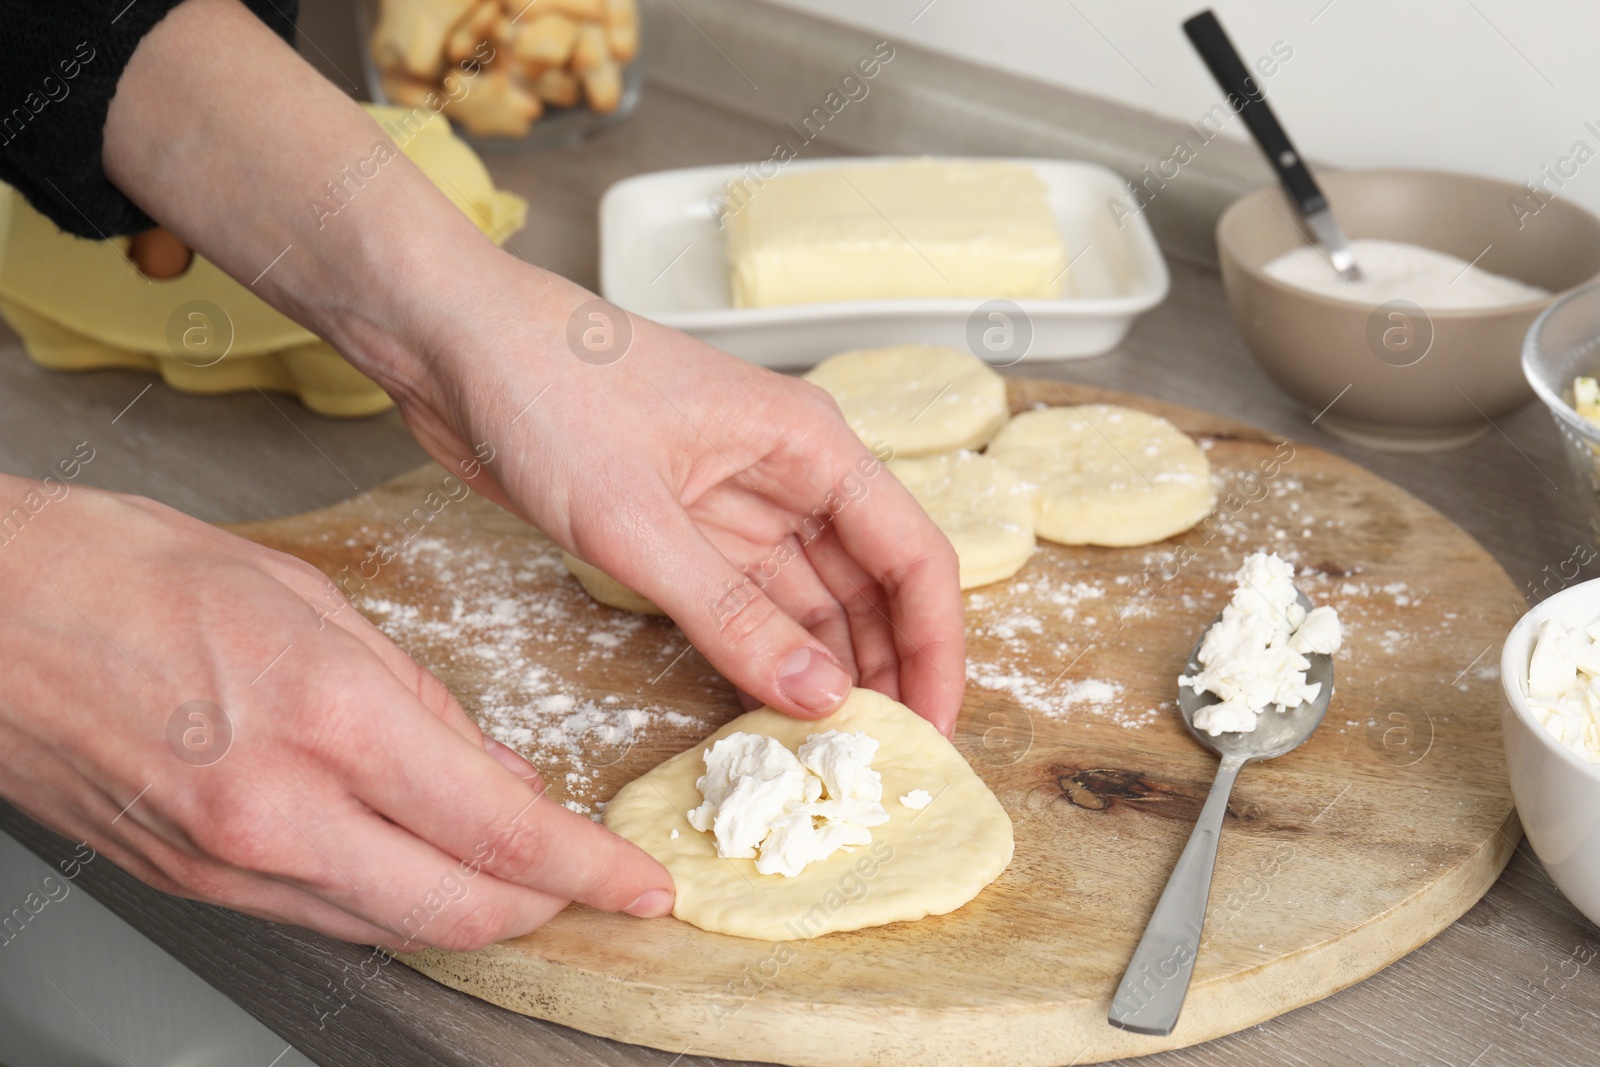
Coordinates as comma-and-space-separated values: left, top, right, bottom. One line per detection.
955, 461, 1461, 731
351, 533, 706, 814
964, 557, 1156, 726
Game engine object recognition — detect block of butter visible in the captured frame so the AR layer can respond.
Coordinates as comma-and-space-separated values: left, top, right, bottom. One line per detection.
723, 160, 1067, 307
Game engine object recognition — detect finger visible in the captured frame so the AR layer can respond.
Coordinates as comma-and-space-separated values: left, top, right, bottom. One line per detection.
800, 527, 904, 704
184, 777, 575, 952
485, 737, 546, 791
602, 490, 852, 720
250, 544, 487, 748
321, 597, 487, 747
50, 787, 417, 948
826, 448, 966, 733
285, 810, 573, 951
338, 671, 675, 917
745, 533, 860, 684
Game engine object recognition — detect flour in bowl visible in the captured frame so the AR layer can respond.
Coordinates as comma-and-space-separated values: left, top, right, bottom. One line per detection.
1263, 238, 1547, 309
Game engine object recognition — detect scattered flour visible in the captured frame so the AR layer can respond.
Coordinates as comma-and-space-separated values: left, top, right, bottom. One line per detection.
350, 533, 708, 810
963, 555, 1140, 725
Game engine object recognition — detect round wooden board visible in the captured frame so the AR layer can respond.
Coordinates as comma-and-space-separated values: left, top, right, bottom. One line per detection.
232, 379, 1523, 1066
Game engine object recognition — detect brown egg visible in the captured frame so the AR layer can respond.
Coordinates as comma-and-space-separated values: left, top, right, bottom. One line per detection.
129, 227, 194, 280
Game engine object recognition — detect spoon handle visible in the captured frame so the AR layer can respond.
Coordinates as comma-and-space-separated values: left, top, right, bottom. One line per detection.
1182, 11, 1324, 215
1107, 754, 1246, 1036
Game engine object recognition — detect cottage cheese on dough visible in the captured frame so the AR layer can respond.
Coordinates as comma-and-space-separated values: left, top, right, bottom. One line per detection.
686, 730, 889, 878
604, 688, 1013, 940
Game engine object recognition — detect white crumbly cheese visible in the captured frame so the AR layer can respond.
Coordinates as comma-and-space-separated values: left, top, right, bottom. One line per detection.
1525, 619, 1600, 764
670, 828, 679, 840
685, 734, 809, 859
899, 789, 933, 811
686, 730, 890, 877
1179, 551, 1342, 736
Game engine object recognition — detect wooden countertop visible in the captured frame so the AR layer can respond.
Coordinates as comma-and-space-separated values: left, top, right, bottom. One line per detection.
3, 27, 1598, 1067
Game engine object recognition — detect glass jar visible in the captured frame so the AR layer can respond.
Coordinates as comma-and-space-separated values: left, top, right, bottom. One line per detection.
1525, 280, 1600, 539
356, 0, 643, 150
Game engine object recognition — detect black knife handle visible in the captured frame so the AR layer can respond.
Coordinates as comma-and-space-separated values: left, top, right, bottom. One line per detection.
1183, 9, 1326, 215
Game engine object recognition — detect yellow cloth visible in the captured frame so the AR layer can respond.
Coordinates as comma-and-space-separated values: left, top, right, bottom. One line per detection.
0, 105, 526, 417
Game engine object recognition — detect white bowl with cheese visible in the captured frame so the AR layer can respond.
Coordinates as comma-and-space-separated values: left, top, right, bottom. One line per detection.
1500, 580, 1600, 927
598, 156, 1169, 368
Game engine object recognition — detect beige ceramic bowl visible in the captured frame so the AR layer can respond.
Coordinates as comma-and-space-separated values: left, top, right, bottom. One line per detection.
1217, 169, 1600, 452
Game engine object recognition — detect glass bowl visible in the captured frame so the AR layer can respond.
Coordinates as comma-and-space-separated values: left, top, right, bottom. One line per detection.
1523, 280, 1600, 535
356, 0, 643, 151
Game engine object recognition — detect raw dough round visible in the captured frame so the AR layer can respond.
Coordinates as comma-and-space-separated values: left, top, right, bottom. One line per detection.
604, 689, 1013, 941
890, 451, 1035, 589
561, 552, 665, 615
986, 404, 1215, 547
804, 345, 1009, 458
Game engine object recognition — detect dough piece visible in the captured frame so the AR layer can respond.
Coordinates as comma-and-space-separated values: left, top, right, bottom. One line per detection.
513, 13, 578, 65
890, 451, 1034, 589
441, 66, 542, 138
534, 67, 581, 107
579, 61, 624, 114
570, 22, 610, 72
370, 0, 477, 80
605, 689, 1013, 941
804, 345, 1009, 459
603, 0, 639, 62
445, 1, 499, 63
986, 404, 1215, 547
561, 551, 664, 615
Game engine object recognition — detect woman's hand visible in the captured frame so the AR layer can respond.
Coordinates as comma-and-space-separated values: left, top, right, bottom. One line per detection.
384, 271, 967, 733
101, 0, 968, 733
0, 482, 675, 950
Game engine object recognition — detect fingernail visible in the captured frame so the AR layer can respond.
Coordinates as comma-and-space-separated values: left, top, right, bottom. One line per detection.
623, 889, 674, 918
485, 737, 543, 785
777, 647, 850, 714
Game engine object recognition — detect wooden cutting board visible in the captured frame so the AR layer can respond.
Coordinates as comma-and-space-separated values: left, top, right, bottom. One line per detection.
231, 379, 1523, 1066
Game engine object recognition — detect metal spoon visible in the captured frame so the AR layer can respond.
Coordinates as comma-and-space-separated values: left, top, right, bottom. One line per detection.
1106, 591, 1334, 1036
1183, 10, 1363, 281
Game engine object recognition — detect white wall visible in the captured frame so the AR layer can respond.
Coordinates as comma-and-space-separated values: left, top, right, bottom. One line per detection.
764, 0, 1600, 216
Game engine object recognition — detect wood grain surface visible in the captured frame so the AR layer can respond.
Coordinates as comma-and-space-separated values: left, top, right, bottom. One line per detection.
229, 378, 1522, 1066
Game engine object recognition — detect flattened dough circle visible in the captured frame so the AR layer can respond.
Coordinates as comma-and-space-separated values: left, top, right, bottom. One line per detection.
604, 689, 1013, 941
804, 345, 1009, 458
561, 552, 665, 615
987, 404, 1215, 547
891, 451, 1035, 589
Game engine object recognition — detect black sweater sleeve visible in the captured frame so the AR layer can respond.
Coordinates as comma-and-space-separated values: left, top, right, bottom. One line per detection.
0, 1, 300, 239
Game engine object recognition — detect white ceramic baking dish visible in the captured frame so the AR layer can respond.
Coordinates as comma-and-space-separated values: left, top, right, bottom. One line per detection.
597, 156, 1170, 369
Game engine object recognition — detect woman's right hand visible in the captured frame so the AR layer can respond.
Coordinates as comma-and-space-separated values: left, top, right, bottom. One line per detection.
0, 476, 674, 950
